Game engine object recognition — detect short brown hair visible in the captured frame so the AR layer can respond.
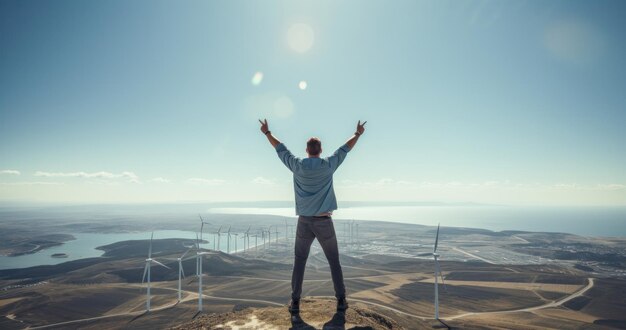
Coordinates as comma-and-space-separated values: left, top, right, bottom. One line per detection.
307, 137, 322, 156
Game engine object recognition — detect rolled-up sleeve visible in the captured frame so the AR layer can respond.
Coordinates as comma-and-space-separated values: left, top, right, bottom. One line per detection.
276, 143, 299, 172
327, 143, 351, 172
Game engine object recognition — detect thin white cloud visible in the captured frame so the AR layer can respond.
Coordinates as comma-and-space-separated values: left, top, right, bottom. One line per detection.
593, 184, 626, 191
34, 171, 140, 183
339, 178, 413, 188
252, 176, 275, 185
187, 178, 226, 185
551, 183, 626, 191
150, 177, 170, 183
0, 181, 64, 186
0, 170, 20, 175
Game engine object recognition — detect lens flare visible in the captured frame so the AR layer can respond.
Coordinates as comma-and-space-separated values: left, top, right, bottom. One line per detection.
298, 81, 307, 90
251, 72, 264, 86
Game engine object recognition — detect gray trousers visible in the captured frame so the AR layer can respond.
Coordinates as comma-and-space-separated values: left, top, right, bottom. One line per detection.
291, 215, 346, 301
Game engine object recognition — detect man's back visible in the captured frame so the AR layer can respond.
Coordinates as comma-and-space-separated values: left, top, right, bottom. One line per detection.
275, 143, 351, 216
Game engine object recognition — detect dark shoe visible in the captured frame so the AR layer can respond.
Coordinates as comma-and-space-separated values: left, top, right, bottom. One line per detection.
288, 299, 300, 314
337, 297, 348, 312
291, 313, 306, 329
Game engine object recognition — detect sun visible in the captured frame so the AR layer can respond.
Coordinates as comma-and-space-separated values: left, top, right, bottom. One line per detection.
287, 23, 314, 53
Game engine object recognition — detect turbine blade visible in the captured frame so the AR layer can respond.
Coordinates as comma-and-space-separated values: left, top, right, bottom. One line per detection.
199, 214, 210, 225
149, 232, 154, 258
141, 263, 148, 284
434, 223, 440, 253
153, 259, 170, 269
180, 262, 186, 279
181, 248, 191, 259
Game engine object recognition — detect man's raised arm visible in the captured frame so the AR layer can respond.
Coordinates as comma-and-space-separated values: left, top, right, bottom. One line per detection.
328, 120, 366, 171
259, 119, 281, 148
260, 119, 299, 172
345, 120, 366, 149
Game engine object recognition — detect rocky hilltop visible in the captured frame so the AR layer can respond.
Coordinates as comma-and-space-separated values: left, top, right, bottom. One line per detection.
173, 298, 405, 330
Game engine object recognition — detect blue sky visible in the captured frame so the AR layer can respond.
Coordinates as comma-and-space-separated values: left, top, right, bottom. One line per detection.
1, 0, 625, 205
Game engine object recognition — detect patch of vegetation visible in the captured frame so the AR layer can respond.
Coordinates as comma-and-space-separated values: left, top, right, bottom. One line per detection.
593, 319, 626, 328
563, 296, 591, 311
574, 264, 594, 272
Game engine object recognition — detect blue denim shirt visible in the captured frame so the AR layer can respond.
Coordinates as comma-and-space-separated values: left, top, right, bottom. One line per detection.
275, 143, 351, 216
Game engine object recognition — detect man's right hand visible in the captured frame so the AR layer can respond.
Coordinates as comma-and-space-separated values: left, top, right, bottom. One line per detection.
259, 119, 269, 134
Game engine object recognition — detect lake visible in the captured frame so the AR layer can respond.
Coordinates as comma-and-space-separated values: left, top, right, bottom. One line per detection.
0, 229, 266, 270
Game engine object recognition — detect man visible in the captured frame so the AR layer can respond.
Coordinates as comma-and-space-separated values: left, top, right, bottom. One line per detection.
259, 119, 366, 317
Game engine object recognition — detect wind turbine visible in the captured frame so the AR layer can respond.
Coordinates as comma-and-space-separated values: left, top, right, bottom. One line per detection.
177, 248, 192, 302
432, 223, 446, 320
199, 215, 211, 242
142, 232, 170, 312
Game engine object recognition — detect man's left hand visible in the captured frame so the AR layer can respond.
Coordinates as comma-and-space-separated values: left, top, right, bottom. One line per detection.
259, 119, 269, 134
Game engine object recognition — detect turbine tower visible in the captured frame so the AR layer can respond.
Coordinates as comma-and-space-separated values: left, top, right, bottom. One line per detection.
214, 226, 222, 252
261, 229, 266, 246
351, 220, 356, 245
244, 226, 251, 251
274, 226, 279, 244
226, 226, 232, 253
285, 220, 289, 241
195, 233, 211, 312
432, 223, 446, 320
177, 248, 192, 302
141, 232, 170, 312
233, 232, 239, 253
252, 232, 259, 253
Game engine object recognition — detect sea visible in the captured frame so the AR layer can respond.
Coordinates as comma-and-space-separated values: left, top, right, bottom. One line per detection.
209, 205, 626, 237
